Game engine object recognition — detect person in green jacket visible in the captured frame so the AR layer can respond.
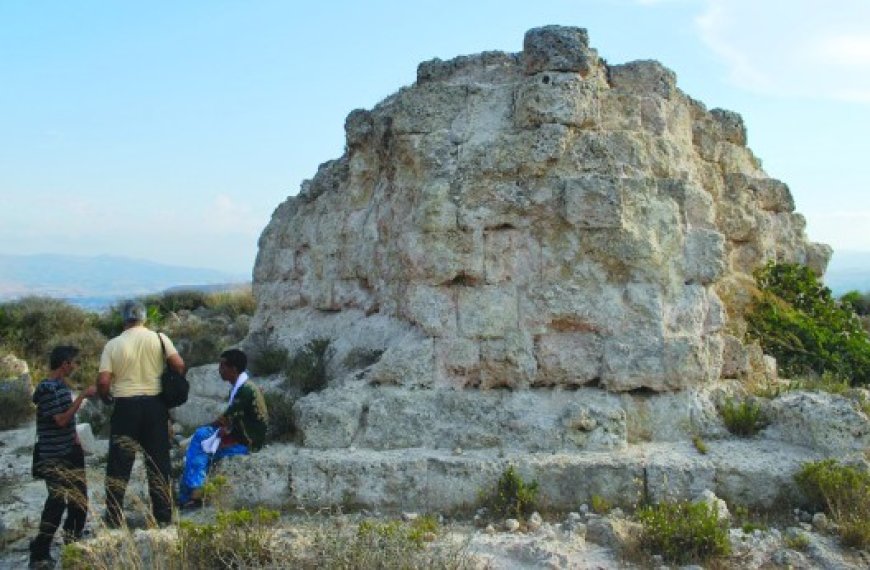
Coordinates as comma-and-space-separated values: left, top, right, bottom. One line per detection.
178, 348, 268, 507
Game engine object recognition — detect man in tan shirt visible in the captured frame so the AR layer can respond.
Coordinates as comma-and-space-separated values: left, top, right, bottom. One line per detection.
97, 300, 184, 527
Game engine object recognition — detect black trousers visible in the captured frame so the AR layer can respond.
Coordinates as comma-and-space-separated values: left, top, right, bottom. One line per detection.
30, 445, 87, 561
105, 396, 172, 525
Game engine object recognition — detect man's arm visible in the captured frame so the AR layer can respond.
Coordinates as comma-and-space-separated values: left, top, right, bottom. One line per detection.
167, 353, 185, 375
53, 386, 97, 428
97, 371, 113, 400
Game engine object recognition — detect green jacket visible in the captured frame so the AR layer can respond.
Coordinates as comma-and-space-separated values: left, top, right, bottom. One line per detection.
220, 381, 268, 451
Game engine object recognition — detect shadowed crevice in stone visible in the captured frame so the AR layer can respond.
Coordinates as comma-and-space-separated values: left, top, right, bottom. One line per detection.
350, 403, 370, 447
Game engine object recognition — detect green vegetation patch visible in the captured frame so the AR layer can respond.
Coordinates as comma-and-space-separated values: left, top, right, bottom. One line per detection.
176, 507, 280, 568
795, 459, 870, 549
479, 465, 540, 521
720, 397, 768, 437
636, 500, 730, 564
746, 262, 870, 386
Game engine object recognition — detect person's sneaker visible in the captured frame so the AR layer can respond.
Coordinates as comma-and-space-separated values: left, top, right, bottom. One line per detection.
180, 498, 203, 511
28, 556, 55, 569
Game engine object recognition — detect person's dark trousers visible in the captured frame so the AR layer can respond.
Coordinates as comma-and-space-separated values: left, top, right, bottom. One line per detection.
29, 445, 87, 563
105, 396, 172, 526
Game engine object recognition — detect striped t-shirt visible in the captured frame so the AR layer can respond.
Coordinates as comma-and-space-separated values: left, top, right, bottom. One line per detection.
33, 378, 77, 459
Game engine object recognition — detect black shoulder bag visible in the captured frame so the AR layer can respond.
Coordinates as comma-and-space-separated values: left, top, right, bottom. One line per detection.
157, 332, 189, 408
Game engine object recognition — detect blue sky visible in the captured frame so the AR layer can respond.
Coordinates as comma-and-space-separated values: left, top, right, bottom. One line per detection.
1, 0, 868, 276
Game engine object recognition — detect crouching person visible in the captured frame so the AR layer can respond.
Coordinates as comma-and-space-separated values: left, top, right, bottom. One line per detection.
178, 349, 268, 508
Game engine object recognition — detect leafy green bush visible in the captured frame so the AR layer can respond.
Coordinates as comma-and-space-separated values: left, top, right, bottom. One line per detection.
0, 296, 105, 383
692, 435, 709, 455
0, 378, 34, 429
286, 338, 331, 395
264, 391, 297, 442
784, 530, 810, 551
480, 465, 539, 520
636, 500, 730, 564
746, 262, 870, 385
246, 331, 290, 376
591, 494, 612, 514
720, 397, 768, 436
795, 459, 870, 548
841, 290, 870, 316
177, 507, 280, 568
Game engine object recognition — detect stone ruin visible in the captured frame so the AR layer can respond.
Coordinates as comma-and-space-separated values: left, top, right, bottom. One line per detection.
252, 26, 829, 394
214, 26, 862, 512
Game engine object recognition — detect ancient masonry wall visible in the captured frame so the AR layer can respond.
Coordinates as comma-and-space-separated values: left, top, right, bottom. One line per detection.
250, 26, 830, 393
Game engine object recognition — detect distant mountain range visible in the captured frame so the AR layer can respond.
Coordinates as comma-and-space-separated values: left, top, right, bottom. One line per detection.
0, 250, 865, 313
0, 254, 249, 311
825, 250, 870, 296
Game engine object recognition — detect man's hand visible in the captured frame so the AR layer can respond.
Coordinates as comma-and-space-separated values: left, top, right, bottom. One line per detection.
97, 371, 113, 403
83, 385, 98, 398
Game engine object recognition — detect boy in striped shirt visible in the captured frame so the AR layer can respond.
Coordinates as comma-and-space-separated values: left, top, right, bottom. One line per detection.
29, 345, 96, 569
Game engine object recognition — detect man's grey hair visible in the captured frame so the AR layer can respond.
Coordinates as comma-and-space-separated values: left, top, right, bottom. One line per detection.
120, 300, 147, 323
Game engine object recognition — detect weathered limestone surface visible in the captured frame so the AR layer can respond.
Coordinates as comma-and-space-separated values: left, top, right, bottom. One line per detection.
206, 25, 856, 516
214, 439, 823, 513
250, 26, 829, 393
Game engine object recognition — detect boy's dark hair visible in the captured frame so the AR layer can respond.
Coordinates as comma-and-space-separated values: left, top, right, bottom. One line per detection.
49, 346, 80, 370
220, 349, 247, 373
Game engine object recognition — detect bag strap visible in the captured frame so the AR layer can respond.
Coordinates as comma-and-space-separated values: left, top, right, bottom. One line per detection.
156, 331, 168, 360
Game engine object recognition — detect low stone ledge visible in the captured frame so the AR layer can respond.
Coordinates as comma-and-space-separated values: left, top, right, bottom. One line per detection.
215, 439, 823, 513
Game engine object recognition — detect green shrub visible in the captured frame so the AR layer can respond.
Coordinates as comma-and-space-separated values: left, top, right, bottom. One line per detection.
480, 465, 539, 520
407, 514, 440, 545
636, 500, 730, 564
591, 494, 612, 514
0, 378, 34, 429
795, 459, 870, 548
285, 338, 331, 395
0, 296, 103, 382
246, 332, 290, 376
177, 507, 280, 568
692, 435, 709, 455
785, 531, 810, 551
841, 290, 870, 316
205, 288, 256, 318
720, 397, 768, 437
746, 262, 870, 385
263, 391, 297, 442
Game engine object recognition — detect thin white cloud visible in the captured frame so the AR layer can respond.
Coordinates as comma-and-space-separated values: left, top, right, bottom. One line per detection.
695, 0, 870, 103
200, 193, 263, 236
816, 35, 870, 67
807, 210, 870, 250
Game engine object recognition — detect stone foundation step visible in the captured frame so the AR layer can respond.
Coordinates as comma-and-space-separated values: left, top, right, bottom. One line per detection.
216, 439, 824, 513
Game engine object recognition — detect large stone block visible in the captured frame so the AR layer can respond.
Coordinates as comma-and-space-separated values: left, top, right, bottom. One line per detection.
402, 284, 456, 336
535, 331, 603, 386
683, 228, 726, 285
479, 329, 537, 388
523, 26, 592, 75
514, 73, 599, 128
458, 285, 518, 338
562, 175, 624, 229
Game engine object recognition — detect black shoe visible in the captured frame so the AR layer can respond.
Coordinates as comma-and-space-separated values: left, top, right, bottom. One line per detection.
28, 556, 55, 569
180, 498, 203, 511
